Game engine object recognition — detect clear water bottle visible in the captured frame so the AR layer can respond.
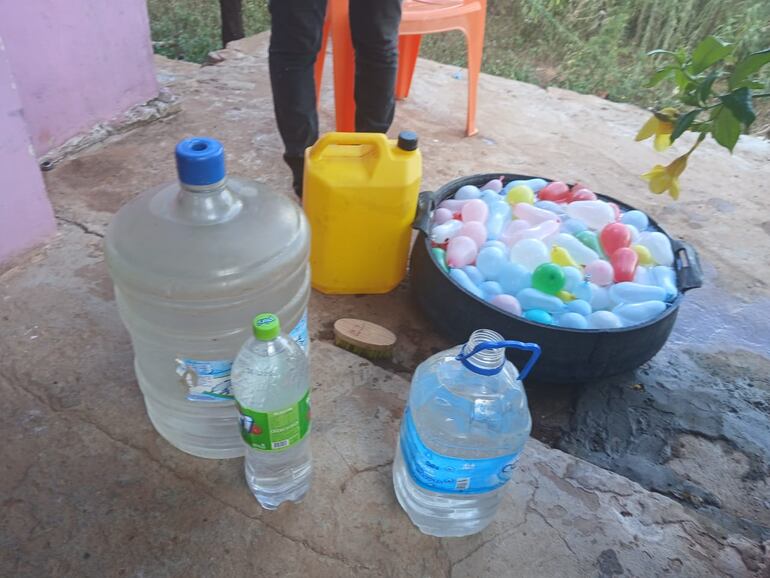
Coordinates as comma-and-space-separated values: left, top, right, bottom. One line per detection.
231, 313, 312, 509
392, 329, 540, 537
105, 137, 310, 459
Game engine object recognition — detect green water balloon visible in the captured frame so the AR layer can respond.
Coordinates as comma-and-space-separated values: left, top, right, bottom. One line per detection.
532, 263, 566, 295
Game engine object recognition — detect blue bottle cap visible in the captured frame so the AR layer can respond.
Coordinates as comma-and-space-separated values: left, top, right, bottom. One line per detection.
175, 137, 226, 186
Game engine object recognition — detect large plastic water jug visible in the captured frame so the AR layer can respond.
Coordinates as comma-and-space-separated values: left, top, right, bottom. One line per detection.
105, 137, 310, 459
393, 329, 540, 537
303, 131, 422, 294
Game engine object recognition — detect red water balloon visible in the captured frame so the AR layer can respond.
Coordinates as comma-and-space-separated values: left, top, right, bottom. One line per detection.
611, 247, 638, 282
571, 188, 597, 201
538, 181, 571, 203
600, 223, 631, 256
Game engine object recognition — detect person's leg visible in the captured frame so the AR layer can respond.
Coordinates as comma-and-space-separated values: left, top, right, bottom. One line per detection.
348, 0, 402, 133
268, 0, 327, 197
219, 0, 245, 47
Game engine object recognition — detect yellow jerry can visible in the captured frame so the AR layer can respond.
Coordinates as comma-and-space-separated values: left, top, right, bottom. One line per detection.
303, 131, 422, 294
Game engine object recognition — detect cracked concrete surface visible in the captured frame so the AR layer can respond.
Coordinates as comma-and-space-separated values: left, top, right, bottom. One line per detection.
2, 32, 769, 576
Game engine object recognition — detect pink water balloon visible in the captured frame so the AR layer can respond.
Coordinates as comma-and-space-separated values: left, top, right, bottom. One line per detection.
482, 177, 504, 192
490, 294, 522, 316
461, 199, 489, 223
459, 221, 487, 248
506, 219, 560, 246
584, 259, 614, 286
608, 202, 621, 222
500, 220, 532, 246
446, 235, 478, 268
571, 188, 597, 201
514, 203, 560, 225
433, 207, 453, 225
438, 199, 468, 213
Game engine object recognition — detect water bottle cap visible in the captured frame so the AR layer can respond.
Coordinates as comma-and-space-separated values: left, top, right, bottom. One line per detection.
253, 313, 280, 341
175, 137, 226, 186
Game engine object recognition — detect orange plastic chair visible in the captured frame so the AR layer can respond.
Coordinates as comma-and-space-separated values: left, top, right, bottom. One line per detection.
314, 0, 486, 136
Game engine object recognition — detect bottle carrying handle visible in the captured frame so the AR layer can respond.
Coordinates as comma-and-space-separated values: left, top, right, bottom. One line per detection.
308, 132, 390, 161
455, 340, 541, 380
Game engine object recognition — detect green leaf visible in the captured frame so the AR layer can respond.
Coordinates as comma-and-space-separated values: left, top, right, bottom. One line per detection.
671, 109, 700, 141
712, 106, 741, 151
674, 69, 691, 92
689, 121, 710, 133
729, 48, 770, 89
688, 36, 733, 75
719, 87, 756, 127
646, 67, 675, 87
697, 71, 718, 103
681, 94, 701, 107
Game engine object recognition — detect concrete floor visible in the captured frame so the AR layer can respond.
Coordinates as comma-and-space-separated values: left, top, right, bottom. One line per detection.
2, 33, 769, 576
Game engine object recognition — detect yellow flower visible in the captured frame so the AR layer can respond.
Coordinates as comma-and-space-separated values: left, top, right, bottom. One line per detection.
635, 107, 678, 151
641, 154, 688, 200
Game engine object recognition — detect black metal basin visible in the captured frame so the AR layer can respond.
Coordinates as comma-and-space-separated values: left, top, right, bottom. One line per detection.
410, 173, 703, 383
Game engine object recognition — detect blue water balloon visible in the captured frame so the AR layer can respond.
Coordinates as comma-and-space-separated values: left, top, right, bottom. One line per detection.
455, 185, 481, 200
557, 312, 588, 329
621, 209, 649, 231
450, 268, 484, 299
516, 288, 568, 313
498, 263, 531, 295
524, 309, 554, 324
566, 299, 592, 316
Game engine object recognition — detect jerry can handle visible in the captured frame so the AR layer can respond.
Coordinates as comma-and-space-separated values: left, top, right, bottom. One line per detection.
308, 132, 390, 161
456, 340, 541, 380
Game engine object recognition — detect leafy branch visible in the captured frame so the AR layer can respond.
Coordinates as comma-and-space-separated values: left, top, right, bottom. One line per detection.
636, 37, 770, 199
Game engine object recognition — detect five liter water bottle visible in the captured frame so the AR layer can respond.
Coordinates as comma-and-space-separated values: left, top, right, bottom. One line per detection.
232, 314, 312, 509
393, 329, 540, 537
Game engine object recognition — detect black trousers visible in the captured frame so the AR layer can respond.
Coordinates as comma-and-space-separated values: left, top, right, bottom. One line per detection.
268, 0, 402, 195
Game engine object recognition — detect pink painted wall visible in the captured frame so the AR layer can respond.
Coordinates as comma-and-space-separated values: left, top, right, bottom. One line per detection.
0, 0, 159, 155
0, 41, 56, 263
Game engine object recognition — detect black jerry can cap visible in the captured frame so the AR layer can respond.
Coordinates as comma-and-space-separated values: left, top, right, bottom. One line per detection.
397, 131, 419, 151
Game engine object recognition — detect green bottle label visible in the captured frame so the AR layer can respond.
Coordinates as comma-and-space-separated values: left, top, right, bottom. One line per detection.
236, 390, 310, 451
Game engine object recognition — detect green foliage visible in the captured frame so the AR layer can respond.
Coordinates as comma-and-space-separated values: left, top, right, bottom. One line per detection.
637, 36, 769, 197
420, 0, 770, 112
712, 106, 741, 151
645, 37, 768, 152
730, 49, 770, 89
146, 0, 770, 132
148, 0, 269, 63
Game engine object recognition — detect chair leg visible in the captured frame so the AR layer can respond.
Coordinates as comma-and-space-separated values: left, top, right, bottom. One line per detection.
395, 34, 422, 100
464, 11, 485, 137
330, 0, 356, 132
315, 11, 331, 107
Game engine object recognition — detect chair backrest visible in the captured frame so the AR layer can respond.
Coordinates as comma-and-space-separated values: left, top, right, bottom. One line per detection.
402, 0, 485, 23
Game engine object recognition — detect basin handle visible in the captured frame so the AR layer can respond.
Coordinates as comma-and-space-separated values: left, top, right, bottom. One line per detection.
413, 190, 434, 235
670, 239, 703, 293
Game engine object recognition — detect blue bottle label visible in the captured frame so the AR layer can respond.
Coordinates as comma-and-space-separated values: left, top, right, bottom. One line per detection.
289, 309, 309, 354
400, 406, 521, 494
177, 358, 234, 402
179, 308, 309, 401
